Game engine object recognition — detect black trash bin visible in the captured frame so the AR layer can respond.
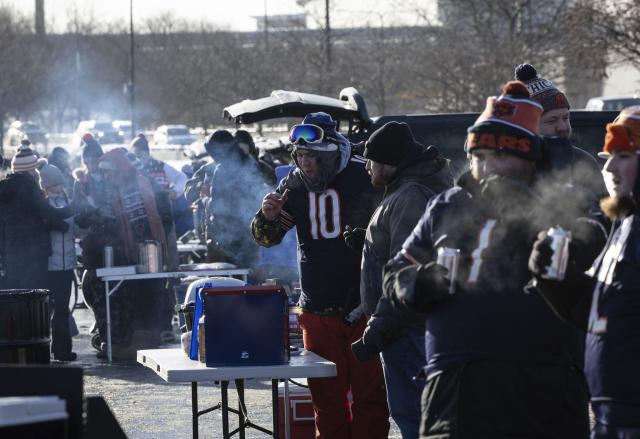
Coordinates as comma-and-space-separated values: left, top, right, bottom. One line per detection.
0, 289, 50, 364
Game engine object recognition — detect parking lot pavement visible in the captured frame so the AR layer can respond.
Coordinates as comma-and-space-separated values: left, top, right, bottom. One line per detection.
71, 308, 402, 438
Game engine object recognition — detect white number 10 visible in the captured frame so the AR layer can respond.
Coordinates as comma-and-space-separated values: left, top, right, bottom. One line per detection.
308, 189, 341, 240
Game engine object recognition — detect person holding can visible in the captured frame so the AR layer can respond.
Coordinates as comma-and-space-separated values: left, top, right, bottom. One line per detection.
383, 81, 593, 438
529, 106, 640, 438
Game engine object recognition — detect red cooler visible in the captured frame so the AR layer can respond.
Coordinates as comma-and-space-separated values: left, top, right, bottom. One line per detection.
278, 379, 315, 439
202, 285, 289, 367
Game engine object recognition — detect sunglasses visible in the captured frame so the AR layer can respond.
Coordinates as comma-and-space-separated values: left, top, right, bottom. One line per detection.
289, 124, 325, 145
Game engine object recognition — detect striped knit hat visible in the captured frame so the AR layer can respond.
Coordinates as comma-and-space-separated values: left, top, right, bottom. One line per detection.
466, 81, 544, 161
514, 64, 570, 113
598, 106, 640, 158
11, 140, 39, 173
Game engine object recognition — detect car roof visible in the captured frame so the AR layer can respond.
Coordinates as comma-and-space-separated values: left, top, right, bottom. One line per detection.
223, 88, 370, 126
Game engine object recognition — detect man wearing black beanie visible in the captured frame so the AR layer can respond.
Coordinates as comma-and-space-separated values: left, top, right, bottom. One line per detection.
349, 121, 452, 439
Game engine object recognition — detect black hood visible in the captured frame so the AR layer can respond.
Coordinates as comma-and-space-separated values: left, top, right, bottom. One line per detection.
386, 145, 453, 197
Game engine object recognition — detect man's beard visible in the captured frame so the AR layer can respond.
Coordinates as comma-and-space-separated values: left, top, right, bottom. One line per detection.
600, 194, 637, 220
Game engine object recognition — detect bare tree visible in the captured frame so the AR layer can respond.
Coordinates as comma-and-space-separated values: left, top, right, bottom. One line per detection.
0, 6, 51, 152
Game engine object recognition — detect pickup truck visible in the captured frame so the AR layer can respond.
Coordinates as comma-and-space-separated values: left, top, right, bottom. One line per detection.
224, 87, 617, 175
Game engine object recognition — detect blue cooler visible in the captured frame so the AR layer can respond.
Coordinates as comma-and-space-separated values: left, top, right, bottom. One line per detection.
202, 286, 289, 367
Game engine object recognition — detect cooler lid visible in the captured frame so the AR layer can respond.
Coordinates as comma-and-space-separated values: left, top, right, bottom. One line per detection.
202, 285, 286, 296
0, 396, 68, 427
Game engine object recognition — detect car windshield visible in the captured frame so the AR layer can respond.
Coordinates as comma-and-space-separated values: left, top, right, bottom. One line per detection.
603, 98, 640, 111
94, 122, 113, 131
167, 127, 189, 136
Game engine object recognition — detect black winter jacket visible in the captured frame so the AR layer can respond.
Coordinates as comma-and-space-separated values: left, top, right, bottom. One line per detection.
0, 172, 72, 289
361, 147, 452, 316
353, 148, 452, 360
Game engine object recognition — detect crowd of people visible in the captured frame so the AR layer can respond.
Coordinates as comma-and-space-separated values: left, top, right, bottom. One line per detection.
0, 128, 280, 361
1, 61, 639, 438
252, 64, 640, 439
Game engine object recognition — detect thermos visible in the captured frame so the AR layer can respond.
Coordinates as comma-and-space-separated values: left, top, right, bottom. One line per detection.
436, 247, 461, 295
103, 246, 114, 268
542, 227, 571, 281
138, 241, 163, 273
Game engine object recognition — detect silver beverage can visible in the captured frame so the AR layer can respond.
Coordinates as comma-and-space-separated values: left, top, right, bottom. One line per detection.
436, 247, 460, 294
542, 227, 572, 281
103, 246, 114, 268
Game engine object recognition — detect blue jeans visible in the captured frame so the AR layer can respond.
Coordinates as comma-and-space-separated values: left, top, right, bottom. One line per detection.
380, 326, 426, 439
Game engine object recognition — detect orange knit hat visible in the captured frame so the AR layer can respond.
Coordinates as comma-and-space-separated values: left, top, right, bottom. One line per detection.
599, 106, 640, 158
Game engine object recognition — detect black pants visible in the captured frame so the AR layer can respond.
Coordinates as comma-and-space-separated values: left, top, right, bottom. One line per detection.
420, 361, 590, 439
48, 270, 74, 356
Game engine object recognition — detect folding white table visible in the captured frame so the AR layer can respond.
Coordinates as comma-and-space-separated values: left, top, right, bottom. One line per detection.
99, 269, 250, 363
137, 348, 336, 439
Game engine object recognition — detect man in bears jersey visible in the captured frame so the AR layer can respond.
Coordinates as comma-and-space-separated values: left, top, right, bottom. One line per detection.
251, 112, 389, 438
383, 81, 594, 438
530, 106, 640, 438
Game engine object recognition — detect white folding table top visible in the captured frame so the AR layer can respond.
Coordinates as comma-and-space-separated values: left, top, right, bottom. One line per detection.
99, 269, 250, 282
137, 349, 336, 382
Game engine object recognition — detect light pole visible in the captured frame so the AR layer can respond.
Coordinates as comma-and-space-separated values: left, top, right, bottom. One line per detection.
129, 0, 135, 138
325, 0, 331, 65
264, 0, 269, 49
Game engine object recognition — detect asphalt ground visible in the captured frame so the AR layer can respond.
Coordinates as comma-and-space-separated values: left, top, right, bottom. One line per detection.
70, 307, 402, 439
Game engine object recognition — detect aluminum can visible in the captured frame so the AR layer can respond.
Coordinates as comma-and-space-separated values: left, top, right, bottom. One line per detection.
542, 227, 572, 281
436, 247, 460, 294
103, 246, 114, 268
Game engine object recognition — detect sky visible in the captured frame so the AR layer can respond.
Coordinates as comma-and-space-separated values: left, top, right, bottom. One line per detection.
3, 0, 436, 32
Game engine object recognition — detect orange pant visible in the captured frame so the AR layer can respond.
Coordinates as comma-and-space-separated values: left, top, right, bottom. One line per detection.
300, 312, 390, 439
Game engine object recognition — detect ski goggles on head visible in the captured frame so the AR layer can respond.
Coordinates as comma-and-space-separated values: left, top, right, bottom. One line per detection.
289, 124, 325, 145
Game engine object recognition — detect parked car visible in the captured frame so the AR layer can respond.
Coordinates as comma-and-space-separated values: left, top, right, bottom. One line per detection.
112, 120, 133, 143
4, 121, 49, 155
76, 120, 124, 144
585, 95, 640, 111
153, 124, 196, 146
224, 88, 618, 175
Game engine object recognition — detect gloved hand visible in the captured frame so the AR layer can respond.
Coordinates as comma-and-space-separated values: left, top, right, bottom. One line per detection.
351, 319, 402, 362
50, 218, 70, 233
390, 262, 450, 313
415, 262, 451, 300
526, 229, 594, 330
351, 327, 392, 362
528, 230, 553, 279
343, 225, 366, 253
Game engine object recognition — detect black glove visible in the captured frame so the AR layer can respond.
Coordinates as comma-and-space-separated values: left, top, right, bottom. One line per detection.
51, 219, 70, 233
528, 230, 553, 278
527, 230, 594, 330
390, 262, 450, 313
75, 207, 102, 228
351, 319, 403, 362
343, 225, 366, 253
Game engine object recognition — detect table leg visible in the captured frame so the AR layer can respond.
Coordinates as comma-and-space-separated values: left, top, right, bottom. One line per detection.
271, 379, 280, 439
192, 382, 199, 439
221, 380, 230, 438
235, 379, 245, 439
105, 280, 112, 363
284, 379, 291, 439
